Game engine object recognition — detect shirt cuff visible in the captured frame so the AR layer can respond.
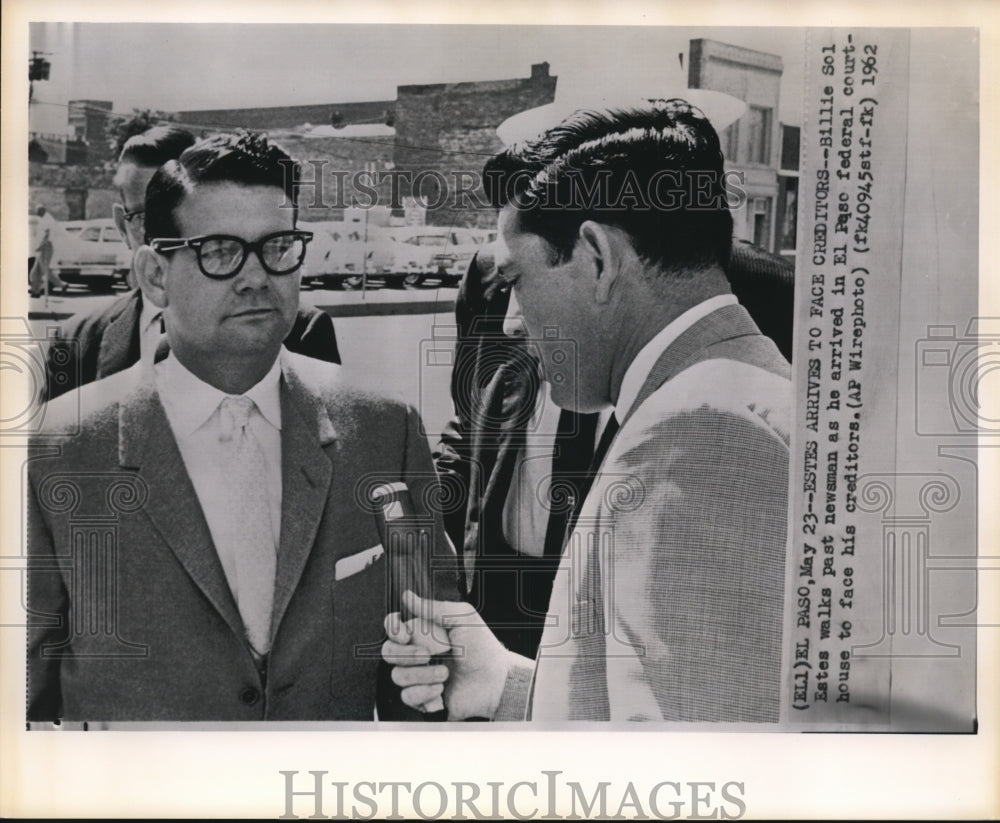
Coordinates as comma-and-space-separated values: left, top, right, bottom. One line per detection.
493, 654, 534, 721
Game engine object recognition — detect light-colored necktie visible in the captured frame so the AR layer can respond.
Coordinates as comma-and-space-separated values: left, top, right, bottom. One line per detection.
217, 395, 276, 656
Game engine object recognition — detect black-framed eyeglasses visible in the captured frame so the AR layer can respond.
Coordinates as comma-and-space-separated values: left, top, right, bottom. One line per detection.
149, 231, 313, 279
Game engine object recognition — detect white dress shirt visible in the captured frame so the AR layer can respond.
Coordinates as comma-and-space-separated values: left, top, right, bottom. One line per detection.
138, 298, 164, 365
501, 387, 562, 557
501, 386, 614, 557
615, 294, 738, 421
155, 355, 284, 574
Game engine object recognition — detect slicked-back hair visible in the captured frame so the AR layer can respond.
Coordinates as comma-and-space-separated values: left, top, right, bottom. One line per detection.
483, 100, 733, 275
116, 125, 197, 172
144, 131, 300, 243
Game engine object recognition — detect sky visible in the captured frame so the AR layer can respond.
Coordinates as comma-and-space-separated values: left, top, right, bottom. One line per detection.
28, 23, 805, 137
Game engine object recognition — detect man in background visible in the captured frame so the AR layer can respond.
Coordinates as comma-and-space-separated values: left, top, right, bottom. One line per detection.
29, 205, 67, 297
27, 131, 457, 722
44, 125, 340, 402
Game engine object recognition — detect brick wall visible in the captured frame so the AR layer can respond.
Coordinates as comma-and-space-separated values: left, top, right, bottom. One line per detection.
274, 133, 397, 222
393, 64, 557, 228
34, 64, 558, 230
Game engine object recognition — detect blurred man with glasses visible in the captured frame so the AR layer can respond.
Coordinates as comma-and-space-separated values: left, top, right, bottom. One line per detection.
27, 132, 458, 722
44, 125, 340, 402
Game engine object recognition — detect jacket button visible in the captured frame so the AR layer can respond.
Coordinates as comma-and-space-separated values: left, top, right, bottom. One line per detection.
239, 687, 259, 706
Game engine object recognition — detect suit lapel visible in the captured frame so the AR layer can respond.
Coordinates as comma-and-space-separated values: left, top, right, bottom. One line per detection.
622, 303, 761, 429
98, 290, 143, 379
269, 357, 335, 641
117, 367, 246, 641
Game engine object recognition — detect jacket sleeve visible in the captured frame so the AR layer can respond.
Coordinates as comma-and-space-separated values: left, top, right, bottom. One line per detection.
604, 407, 788, 723
25, 465, 66, 722
433, 414, 471, 557
432, 252, 508, 575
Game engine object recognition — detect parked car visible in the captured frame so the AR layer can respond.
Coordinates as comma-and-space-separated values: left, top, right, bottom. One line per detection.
298, 221, 427, 289
366, 227, 430, 288
387, 225, 480, 287
49, 218, 131, 292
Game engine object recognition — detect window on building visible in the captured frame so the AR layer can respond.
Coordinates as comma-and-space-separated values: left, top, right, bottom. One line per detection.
751, 196, 772, 249
747, 106, 772, 165
776, 176, 798, 253
722, 122, 739, 162
780, 125, 801, 172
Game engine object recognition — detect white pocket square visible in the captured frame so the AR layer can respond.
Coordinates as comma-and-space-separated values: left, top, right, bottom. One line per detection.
335, 544, 385, 581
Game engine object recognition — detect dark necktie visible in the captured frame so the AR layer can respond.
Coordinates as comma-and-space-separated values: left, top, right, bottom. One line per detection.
542, 410, 600, 558
565, 412, 620, 537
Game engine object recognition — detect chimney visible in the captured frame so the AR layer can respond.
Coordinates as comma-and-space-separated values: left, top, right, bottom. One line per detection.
530, 62, 550, 80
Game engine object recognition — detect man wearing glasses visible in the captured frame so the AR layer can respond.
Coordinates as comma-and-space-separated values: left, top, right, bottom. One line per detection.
27, 132, 458, 722
44, 125, 340, 402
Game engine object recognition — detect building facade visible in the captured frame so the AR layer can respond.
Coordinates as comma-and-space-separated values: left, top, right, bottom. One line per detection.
688, 38, 798, 257
30, 48, 798, 241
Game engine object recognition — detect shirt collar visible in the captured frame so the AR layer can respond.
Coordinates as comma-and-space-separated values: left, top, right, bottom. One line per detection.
615, 293, 739, 420
138, 295, 163, 336
157, 354, 283, 437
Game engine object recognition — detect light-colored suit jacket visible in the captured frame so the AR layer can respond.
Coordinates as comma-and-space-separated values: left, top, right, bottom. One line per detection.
27, 350, 458, 722
497, 303, 791, 722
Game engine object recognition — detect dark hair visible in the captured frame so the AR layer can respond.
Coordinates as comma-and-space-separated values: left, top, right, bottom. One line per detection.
117, 125, 196, 170
143, 131, 299, 242
483, 99, 733, 275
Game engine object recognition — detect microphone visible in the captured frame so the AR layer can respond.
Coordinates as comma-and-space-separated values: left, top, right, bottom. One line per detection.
371, 481, 449, 719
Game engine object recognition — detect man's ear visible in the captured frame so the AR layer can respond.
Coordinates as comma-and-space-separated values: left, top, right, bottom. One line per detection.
133, 246, 169, 309
111, 203, 131, 248
577, 221, 620, 305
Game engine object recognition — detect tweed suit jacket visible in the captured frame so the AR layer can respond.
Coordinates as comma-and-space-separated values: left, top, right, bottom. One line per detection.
435, 246, 793, 659
27, 350, 459, 722
496, 303, 792, 723
44, 288, 342, 402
